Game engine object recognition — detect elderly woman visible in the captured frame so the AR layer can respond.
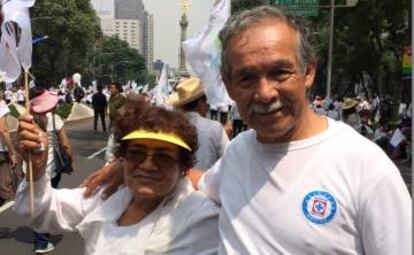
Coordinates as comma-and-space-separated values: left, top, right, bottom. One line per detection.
14, 96, 219, 254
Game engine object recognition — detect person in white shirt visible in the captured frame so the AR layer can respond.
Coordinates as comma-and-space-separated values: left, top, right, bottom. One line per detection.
195, 6, 410, 254
342, 97, 360, 129
16, 86, 25, 106
313, 103, 326, 116
15, 95, 219, 255
209, 104, 219, 120
229, 102, 246, 138
326, 103, 340, 120
168, 78, 229, 171
4, 89, 12, 104
81, 6, 411, 255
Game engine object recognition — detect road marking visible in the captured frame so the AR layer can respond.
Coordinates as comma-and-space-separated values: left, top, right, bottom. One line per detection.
0, 201, 15, 214
87, 147, 107, 159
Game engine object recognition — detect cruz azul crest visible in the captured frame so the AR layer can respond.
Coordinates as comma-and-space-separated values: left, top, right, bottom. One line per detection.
302, 190, 337, 224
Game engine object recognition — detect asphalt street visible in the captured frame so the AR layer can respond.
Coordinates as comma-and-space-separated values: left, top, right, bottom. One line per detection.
0, 118, 109, 254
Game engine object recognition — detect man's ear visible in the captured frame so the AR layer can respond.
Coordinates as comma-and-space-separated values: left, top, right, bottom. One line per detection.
304, 58, 316, 89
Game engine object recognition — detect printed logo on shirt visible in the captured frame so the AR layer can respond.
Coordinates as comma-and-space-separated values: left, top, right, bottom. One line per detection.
302, 190, 337, 224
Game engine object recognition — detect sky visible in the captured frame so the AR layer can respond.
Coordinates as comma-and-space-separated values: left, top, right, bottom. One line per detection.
143, 0, 216, 69
92, 0, 216, 69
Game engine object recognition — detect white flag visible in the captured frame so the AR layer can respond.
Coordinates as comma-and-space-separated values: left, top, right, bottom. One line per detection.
153, 63, 169, 107
0, 0, 35, 82
182, 0, 232, 107
0, 20, 20, 82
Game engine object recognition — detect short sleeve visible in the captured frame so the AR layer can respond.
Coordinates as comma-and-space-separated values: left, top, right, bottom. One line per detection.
359, 164, 412, 255
198, 158, 224, 205
46, 113, 64, 132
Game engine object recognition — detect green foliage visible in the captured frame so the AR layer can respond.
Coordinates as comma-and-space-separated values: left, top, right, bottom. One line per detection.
8, 102, 72, 119
8, 104, 20, 118
92, 36, 148, 85
31, 0, 102, 86
232, 0, 267, 13
56, 102, 74, 119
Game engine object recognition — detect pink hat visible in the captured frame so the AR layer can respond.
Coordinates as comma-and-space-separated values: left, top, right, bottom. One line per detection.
30, 91, 59, 114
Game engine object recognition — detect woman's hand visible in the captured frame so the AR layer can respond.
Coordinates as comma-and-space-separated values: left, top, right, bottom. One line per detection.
18, 114, 49, 181
81, 160, 124, 199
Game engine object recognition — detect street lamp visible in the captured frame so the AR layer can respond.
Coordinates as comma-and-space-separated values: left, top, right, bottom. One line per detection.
111, 61, 130, 82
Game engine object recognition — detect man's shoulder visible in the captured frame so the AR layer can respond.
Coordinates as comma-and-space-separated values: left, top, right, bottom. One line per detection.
226, 129, 255, 151
326, 120, 393, 166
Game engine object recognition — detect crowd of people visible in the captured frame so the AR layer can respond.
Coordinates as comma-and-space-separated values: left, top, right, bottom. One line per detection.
0, 5, 411, 255
310, 94, 412, 162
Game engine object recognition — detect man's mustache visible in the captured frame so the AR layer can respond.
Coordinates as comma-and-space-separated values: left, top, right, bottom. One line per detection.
249, 100, 283, 114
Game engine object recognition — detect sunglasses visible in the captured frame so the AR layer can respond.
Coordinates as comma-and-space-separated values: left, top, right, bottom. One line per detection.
124, 149, 179, 168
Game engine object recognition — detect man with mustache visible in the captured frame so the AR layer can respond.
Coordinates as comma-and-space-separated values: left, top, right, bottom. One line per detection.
84, 6, 411, 254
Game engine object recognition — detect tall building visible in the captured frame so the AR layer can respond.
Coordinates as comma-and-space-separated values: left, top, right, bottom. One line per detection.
114, 0, 144, 53
113, 18, 143, 52
92, 0, 154, 73
115, 0, 144, 20
143, 11, 154, 72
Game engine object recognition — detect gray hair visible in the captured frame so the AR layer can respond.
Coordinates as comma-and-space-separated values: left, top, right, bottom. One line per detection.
219, 5, 314, 85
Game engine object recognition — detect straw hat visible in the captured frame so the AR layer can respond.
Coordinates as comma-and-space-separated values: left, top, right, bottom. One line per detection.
167, 78, 205, 107
342, 98, 358, 110
30, 90, 59, 114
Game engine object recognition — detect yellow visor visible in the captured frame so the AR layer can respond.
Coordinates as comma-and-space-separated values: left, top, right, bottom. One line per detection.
121, 130, 192, 151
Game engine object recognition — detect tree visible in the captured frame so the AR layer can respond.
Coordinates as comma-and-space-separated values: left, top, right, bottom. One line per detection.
31, 0, 101, 86
232, 0, 267, 12
92, 36, 148, 86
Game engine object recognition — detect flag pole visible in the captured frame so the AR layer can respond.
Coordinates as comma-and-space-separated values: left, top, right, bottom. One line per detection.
23, 70, 35, 222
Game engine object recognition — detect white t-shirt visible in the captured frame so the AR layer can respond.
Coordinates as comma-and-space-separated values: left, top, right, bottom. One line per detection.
185, 112, 229, 171
199, 118, 411, 255
46, 113, 64, 178
4, 90, 12, 100
17, 89, 25, 102
327, 109, 339, 120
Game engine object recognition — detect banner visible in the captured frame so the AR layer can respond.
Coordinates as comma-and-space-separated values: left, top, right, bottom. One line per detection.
0, 0, 35, 82
182, 0, 232, 108
153, 63, 169, 107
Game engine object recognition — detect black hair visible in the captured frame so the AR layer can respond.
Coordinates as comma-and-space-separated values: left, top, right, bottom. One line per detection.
29, 85, 46, 100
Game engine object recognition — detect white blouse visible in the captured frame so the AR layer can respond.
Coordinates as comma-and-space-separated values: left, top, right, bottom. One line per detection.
14, 174, 219, 255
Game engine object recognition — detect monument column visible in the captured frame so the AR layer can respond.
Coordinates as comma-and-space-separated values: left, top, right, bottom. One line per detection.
179, 0, 190, 77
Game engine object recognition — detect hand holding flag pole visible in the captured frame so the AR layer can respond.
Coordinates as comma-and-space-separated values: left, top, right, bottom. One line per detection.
24, 70, 35, 222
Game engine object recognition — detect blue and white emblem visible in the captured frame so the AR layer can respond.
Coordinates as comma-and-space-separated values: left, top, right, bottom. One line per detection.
302, 190, 337, 224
